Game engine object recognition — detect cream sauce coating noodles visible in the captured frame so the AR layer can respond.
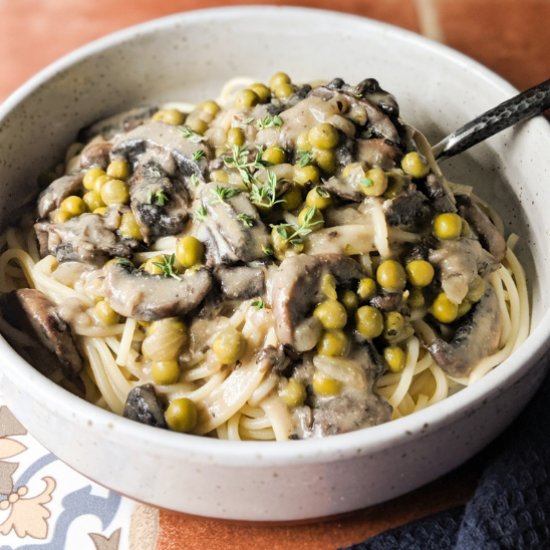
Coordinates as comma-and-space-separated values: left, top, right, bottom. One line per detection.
0, 75, 529, 441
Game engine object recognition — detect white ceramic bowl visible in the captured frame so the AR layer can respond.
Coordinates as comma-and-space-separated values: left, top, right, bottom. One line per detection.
1, 7, 549, 521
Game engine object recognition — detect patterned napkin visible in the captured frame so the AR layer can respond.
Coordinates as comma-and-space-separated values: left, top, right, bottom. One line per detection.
0, 403, 147, 550
346, 373, 550, 549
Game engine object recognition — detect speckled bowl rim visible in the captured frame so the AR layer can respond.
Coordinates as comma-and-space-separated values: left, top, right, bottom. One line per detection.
1, 6, 549, 466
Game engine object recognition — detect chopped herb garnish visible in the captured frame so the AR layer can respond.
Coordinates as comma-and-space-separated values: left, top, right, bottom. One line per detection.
180, 125, 206, 143
262, 245, 274, 256
147, 189, 169, 206
192, 149, 206, 162
211, 185, 241, 205
115, 257, 134, 269
256, 115, 283, 130
237, 213, 255, 227
250, 171, 283, 210
223, 144, 249, 168
243, 117, 255, 125
296, 150, 313, 167
189, 174, 200, 187
272, 206, 324, 246
316, 186, 330, 198
360, 177, 374, 188
152, 254, 181, 280
252, 298, 265, 310
222, 145, 264, 189
195, 204, 208, 221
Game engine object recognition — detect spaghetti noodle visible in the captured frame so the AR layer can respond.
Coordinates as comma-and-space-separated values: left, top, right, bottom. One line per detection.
0, 74, 529, 441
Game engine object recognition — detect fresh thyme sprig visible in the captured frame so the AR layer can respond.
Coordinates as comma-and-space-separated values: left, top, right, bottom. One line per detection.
180, 125, 206, 143
237, 213, 255, 227
115, 257, 134, 269
272, 206, 324, 246
192, 149, 206, 162
252, 298, 265, 310
152, 254, 181, 280
147, 189, 169, 206
256, 115, 283, 130
210, 185, 241, 205
195, 204, 208, 221
222, 145, 264, 188
249, 171, 283, 209
296, 150, 313, 167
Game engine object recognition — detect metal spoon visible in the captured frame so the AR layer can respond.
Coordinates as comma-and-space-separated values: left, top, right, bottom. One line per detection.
432, 77, 550, 160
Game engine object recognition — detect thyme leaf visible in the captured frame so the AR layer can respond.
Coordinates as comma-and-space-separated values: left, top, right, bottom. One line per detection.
256, 115, 283, 130
210, 185, 241, 205
189, 174, 200, 187
180, 125, 206, 143
192, 149, 206, 162
262, 245, 274, 256
237, 213, 255, 228
115, 257, 134, 269
250, 171, 283, 210
147, 189, 169, 206
271, 206, 323, 246
252, 298, 265, 310
296, 150, 313, 168
152, 254, 181, 280
195, 204, 208, 221
222, 145, 264, 189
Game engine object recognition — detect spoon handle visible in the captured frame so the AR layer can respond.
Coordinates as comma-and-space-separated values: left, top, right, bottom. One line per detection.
432, 77, 550, 160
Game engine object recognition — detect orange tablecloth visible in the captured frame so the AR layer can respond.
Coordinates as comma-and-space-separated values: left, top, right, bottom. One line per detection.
1, 1, 549, 548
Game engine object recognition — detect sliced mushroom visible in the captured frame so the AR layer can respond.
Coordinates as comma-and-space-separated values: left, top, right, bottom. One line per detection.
0, 289, 83, 381
272, 254, 363, 351
129, 161, 190, 243
103, 262, 212, 321
37, 174, 83, 219
79, 141, 112, 170
196, 183, 270, 265
354, 78, 400, 117
383, 187, 432, 231
80, 105, 158, 141
291, 345, 391, 438
323, 175, 363, 202
356, 138, 401, 170
111, 121, 209, 180
429, 238, 497, 304
123, 384, 167, 428
427, 286, 502, 377
420, 173, 456, 213
456, 195, 506, 261
34, 213, 139, 265
311, 82, 401, 143
214, 265, 265, 300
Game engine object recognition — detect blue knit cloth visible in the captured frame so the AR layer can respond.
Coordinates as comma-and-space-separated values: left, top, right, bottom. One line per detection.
345, 375, 550, 550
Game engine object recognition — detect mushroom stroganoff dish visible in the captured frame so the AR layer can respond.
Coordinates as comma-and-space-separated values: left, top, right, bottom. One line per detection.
0, 74, 528, 440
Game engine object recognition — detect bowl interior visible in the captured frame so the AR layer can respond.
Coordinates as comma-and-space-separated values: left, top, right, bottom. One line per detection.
0, 6, 549, 429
